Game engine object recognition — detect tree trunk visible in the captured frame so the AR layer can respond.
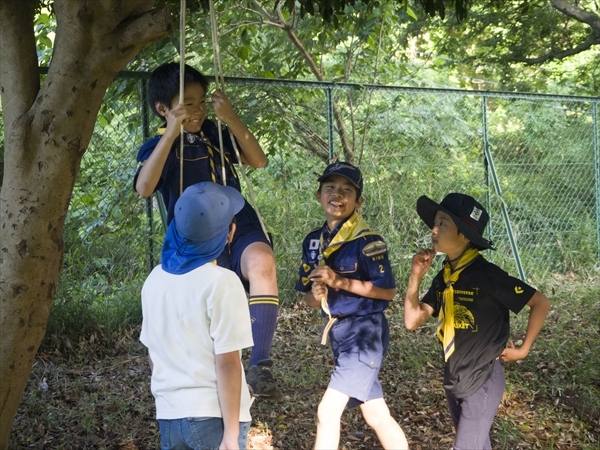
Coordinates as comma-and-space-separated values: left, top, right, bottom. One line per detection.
0, 1, 170, 447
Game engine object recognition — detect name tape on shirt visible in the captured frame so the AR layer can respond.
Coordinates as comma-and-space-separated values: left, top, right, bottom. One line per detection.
362, 240, 388, 258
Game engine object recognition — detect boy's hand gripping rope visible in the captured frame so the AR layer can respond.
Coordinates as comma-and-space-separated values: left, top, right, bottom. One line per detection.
208, 0, 271, 244
178, 0, 186, 195
318, 234, 336, 345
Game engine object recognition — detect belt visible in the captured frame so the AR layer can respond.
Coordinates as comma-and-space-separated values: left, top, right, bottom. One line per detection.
320, 313, 350, 346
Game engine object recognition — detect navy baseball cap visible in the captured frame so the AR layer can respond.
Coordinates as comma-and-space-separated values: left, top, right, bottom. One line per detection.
416, 193, 495, 250
175, 181, 245, 243
318, 162, 363, 195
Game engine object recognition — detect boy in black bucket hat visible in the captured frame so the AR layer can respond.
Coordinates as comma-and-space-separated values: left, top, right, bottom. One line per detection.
404, 193, 550, 450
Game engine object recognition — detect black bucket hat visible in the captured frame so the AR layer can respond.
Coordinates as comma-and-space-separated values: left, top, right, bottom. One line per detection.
416, 193, 495, 250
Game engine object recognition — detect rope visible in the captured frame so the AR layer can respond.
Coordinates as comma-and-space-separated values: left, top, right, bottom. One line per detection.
208, 0, 227, 185
178, 0, 186, 195
207, 0, 271, 244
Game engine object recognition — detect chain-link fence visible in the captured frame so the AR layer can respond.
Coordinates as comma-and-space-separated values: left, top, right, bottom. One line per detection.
46, 72, 599, 329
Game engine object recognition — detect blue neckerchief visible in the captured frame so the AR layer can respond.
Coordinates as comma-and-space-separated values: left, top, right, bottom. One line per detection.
161, 221, 227, 275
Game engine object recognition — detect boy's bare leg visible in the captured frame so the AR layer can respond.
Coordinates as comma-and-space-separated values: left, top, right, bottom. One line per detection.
240, 242, 282, 401
360, 398, 409, 450
315, 388, 350, 450
241, 242, 278, 296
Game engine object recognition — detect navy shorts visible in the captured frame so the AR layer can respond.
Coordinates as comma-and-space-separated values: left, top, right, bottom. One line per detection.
215, 201, 272, 290
327, 313, 389, 409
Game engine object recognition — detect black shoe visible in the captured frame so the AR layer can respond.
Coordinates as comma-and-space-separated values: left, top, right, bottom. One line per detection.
246, 360, 284, 402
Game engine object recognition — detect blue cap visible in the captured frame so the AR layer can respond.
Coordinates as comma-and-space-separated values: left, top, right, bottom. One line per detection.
161, 182, 245, 274
174, 182, 245, 243
318, 162, 363, 195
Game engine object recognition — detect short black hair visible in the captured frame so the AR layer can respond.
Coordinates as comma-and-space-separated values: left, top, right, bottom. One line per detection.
147, 63, 210, 117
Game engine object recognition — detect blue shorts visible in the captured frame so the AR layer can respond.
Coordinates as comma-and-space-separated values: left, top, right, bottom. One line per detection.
215, 202, 272, 290
327, 313, 389, 409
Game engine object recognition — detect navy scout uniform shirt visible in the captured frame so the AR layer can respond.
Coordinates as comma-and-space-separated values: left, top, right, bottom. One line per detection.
421, 255, 536, 398
134, 120, 256, 225
295, 219, 396, 317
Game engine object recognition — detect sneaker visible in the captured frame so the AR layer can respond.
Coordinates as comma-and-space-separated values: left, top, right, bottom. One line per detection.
246, 360, 284, 402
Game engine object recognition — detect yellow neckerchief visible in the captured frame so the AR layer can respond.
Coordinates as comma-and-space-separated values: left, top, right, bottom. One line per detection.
438, 247, 480, 361
318, 211, 378, 345
157, 127, 237, 183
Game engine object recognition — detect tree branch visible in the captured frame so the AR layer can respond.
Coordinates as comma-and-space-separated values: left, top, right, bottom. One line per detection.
550, 0, 600, 33
0, 0, 39, 135
519, 34, 600, 64
118, 7, 173, 59
514, 0, 600, 64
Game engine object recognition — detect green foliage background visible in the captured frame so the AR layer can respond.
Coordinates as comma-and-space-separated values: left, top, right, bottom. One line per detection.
11, 0, 599, 340
42, 73, 599, 341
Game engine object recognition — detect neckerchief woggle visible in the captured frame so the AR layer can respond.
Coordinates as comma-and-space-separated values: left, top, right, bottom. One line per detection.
317, 211, 378, 345
157, 127, 237, 184
438, 247, 480, 360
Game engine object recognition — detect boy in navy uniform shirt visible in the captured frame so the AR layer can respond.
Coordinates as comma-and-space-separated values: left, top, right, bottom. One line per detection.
404, 193, 550, 450
296, 162, 408, 450
134, 63, 282, 401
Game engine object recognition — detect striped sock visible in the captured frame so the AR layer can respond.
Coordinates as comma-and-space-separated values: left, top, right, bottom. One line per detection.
248, 295, 279, 366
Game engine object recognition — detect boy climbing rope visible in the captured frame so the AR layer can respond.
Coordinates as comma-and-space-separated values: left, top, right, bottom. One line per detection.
134, 63, 282, 402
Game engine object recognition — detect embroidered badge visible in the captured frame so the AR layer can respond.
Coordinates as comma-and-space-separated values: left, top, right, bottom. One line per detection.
309, 239, 319, 250
186, 133, 197, 144
470, 206, 483, 221
362, 241, 387, 257
514, 286, 524, 294
310, 251, 316, 261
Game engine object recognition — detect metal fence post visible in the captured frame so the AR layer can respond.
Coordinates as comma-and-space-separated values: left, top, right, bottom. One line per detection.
481, 96, 527, 280
140, 78, 155, 271
326, 87, 334, 162
481, 96, 493, 260
594, 101, 600, 265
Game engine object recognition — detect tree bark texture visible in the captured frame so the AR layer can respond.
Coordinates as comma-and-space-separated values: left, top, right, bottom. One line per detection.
0, 1, 170, 447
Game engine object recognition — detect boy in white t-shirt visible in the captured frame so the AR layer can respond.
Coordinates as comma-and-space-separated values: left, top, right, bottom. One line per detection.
140, 181, 254, 449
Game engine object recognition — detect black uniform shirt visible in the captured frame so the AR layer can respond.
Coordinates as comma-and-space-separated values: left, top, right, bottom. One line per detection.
421, 255, 536, 398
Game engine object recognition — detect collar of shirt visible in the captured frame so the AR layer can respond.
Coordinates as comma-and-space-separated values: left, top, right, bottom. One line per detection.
320, 215, 351, 248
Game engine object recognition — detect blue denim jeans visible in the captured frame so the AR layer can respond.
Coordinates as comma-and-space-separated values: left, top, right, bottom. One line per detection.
158, 417, 250, 450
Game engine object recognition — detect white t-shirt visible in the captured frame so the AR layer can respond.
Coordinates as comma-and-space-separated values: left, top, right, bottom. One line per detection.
140, 263, 254, 420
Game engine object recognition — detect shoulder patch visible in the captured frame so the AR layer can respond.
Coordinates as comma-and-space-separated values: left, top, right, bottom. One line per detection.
362, 240, 388, 258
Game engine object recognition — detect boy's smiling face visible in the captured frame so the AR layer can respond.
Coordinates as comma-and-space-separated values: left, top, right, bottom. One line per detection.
317, 175, 363, 227
163, 82, 207, 133
431, 210, 470, 259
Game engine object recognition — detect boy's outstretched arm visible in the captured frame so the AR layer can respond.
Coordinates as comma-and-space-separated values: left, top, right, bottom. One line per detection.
215, 350, 243, 449
211, 90, 267, 169
404, 249, 436, 330
499, 291, 550, 363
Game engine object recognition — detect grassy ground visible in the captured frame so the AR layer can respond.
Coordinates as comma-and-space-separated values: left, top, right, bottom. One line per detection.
10, 272, 600, 449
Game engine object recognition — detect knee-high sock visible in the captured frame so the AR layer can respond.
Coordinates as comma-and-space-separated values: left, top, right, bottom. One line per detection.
248, 295, 279, 366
